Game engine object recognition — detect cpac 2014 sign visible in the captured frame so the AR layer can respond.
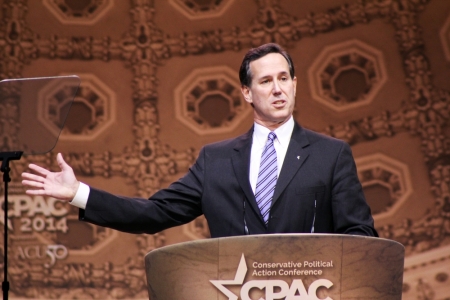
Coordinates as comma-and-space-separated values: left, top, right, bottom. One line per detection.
0, 195, 68, 233
210, 254, 334, 300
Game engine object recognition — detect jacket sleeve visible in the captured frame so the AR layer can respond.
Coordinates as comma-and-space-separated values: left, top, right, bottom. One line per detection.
79, 148, 206, 234
331, 142, 378, 237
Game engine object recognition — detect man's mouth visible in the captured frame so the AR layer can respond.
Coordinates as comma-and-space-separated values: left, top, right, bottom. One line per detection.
273, 100, 286, 106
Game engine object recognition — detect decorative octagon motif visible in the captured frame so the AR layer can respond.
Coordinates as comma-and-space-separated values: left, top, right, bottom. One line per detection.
42, 0, 114, 25
169, 0, 235, 20
308, 39, 388, 112
355, 153, 413, 222
183, 215, 210, 240
38, 73, 116, 141
174, 66, 251, 135
62, 215, 119, 256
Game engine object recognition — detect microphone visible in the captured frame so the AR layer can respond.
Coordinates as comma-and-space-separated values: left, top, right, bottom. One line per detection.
243, 198, 249, 235
311, 197, 316, 233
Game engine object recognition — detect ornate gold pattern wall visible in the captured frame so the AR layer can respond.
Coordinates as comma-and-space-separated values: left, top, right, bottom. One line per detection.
0, 0, 449, 299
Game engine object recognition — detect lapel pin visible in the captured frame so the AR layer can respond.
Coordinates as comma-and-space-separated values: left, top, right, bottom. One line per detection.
297, 156, 300, 160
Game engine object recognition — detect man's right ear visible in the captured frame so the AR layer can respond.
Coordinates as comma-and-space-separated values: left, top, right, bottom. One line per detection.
241, 86, 252, 104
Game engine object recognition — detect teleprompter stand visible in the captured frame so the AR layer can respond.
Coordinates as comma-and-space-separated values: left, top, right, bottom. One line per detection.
0, 75, 80, 300
1, 151, 22, 300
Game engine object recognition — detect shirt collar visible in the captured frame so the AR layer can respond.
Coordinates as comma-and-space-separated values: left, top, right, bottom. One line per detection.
253, 116, 294, 148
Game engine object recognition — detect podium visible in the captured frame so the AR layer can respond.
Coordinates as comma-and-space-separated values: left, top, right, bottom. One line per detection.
144, 234, 404, 299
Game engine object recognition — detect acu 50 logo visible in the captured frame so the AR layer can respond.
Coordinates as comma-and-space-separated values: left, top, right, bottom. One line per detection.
210, 254, 333, 300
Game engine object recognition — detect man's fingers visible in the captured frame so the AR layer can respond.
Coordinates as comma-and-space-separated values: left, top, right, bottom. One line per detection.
27, 163, 50, 175
24, 189, 46, 196
21, 172, 45, 182
21, 179, 43, 188
56, 153, 70, 171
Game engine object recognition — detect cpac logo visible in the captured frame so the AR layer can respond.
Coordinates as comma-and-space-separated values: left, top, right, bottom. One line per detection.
210, 254, 333, 300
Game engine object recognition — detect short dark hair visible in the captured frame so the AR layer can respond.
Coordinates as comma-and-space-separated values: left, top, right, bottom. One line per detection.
239, 43, 295, 87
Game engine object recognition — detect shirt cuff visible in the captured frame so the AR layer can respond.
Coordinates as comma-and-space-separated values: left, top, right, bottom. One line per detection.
70, 182, 90, 210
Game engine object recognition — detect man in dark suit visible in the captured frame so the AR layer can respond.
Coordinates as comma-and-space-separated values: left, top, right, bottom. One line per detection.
22, 43, 377, 238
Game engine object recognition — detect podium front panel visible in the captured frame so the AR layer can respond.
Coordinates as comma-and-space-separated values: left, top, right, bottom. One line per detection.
145, 234, 404, 300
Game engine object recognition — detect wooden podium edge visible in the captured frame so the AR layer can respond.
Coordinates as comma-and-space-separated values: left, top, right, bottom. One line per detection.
145, 234, 405, 300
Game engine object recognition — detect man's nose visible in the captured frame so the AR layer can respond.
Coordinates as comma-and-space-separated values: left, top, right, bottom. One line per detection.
272, 80, 282, 94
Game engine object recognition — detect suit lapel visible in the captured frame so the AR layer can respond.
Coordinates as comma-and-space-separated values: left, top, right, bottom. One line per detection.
231, 128, 258, 212
231, 122, 311, 222
271, 122, 310, 206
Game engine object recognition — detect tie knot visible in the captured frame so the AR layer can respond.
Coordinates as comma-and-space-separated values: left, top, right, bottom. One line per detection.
268, 132, 276, 142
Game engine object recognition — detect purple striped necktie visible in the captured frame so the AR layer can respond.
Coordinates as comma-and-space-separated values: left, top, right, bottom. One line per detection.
255, 132, 277, 225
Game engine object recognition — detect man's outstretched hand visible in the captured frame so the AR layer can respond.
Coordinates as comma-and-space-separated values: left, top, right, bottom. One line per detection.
22, 153, 80, 202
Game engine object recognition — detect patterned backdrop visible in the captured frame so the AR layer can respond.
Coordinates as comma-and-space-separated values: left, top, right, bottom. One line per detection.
0, 0, 450, 299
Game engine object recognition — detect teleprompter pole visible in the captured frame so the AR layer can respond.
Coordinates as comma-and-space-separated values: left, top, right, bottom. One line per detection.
1, 151, 23, 300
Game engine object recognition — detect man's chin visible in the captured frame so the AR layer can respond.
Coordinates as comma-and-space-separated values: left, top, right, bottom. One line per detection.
272, 112, 292, 123
259, 116, 291, 129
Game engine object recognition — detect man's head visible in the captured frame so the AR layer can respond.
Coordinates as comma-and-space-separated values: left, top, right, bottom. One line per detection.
240, 43, 297, 130
239, 43, 295, 88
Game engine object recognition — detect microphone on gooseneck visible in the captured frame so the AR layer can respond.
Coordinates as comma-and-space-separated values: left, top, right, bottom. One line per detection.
311, 195, 317, 233
243, 197, 249, 235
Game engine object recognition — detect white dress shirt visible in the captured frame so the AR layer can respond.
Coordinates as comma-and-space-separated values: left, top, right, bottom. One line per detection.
249, 116, 294, 193
71, 116, 295, 209
71, 180, 90, 209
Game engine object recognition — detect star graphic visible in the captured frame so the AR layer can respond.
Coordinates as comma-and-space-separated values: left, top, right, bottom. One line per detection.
210, 254, 248, 300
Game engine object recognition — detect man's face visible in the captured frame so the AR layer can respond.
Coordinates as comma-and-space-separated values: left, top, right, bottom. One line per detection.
241, 52, 297, 130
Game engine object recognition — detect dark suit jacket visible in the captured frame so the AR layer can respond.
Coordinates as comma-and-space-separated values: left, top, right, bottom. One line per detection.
80, 122, 378, 238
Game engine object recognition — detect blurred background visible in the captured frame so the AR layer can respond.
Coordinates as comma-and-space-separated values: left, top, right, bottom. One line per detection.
0, 0, 449, 299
